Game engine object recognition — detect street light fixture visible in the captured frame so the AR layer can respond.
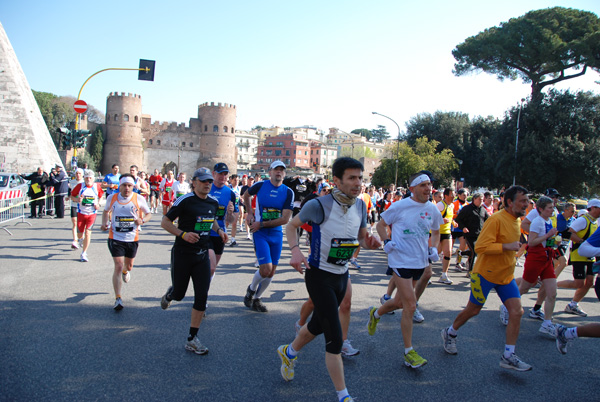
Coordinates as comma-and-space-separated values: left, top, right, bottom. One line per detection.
513, 98, 525, 187
372, 112, 401, 187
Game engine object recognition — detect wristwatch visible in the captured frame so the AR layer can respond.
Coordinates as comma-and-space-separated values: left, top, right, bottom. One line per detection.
384, 239, 391, 245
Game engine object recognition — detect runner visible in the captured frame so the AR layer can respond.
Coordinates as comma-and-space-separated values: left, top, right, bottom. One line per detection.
149, 169, 163, 213
69, 168, 84, 249
102, 164, 121, 198
441, 185, 532, 372
278, 157, 380, 402
129, 165, 149, 198
243, 161, 294, 312
101, 173, 152, 310
209, 163, 237, 275
226, 174, 241, 246
437, 188, 455, 284
159, 170, 175, 216
173, 172, 191, 199
452, 188, 470, 271
369, 171, 442, 369
159, 167, 227, 355
71, 170, 104, 262
240, 175, 254, 240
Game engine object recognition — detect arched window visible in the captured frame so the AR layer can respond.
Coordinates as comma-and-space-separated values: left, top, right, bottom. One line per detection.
114, 114, 119, 121
232, 126, 234, 133
224, 126, 228, 133
189, 143, 193, 147
157, 140, 161, 145
124, 114, 129, 122
204, 125, 208, 132
149, 139, 153, 145
213, 125, 219, 132
182, 142, 186, 147
134, 116, 139, 123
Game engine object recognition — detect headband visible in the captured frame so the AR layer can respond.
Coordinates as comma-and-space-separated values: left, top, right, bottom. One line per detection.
120, 176, 135, 185
410, 174, 430, 187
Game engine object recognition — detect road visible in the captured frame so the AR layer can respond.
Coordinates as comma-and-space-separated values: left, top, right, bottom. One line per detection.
1, 215, 599, 401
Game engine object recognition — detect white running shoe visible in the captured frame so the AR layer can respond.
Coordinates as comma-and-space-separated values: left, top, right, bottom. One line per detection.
413, 308, 425, 323
539, 322, 557, 338
71, 241, 79, 250
80, 252, 89, 262
122, 270, 131, 283
341, 339, 359, 357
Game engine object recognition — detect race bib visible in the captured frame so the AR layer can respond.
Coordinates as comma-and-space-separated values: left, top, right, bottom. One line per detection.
165, 186, 172, 193
176, 192, 185, 198
327, 238, 359, 265
216, 205, 226, 218
116, 216, 134, 232
194, 216, 215, 235
261, 207, 281, 221
82, 196, 95, 206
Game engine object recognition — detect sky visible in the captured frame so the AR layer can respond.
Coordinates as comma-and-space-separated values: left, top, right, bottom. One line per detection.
2, 0, 600, 135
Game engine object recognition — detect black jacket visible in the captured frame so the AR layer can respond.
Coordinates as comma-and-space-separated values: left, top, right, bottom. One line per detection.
455, 203, 489, 238
22, 171, 48, 198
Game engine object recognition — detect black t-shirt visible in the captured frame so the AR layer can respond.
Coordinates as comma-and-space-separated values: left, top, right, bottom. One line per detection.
166, 192, 219, 251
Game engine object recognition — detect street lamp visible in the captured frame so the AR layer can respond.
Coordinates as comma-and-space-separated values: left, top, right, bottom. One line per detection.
457, 159, 463, 188
513, 98, 525, 187
372, 112, 401, 187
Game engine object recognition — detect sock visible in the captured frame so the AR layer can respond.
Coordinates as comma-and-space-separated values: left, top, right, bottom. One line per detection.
373, 310, 381, 319
569, 300, 578, 307
404, 347, 413, 355
231, 237, 236, 242
543, 319, 552, 326
336, 389, 349, 402
286, 344, 298, 358
249, 270, 263, 291
448, 325, 458, 337
188, 327, 199, 341
533, 304, 542, 312
565, 327, 578, 340
116, 295, 121, 299
255, 277, 272, 298
456, 254, 462, 263
504, 344, 515, 358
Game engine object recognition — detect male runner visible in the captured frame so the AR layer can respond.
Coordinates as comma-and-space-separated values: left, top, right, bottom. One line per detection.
369, 171, 442, 369
452, 188, 469, 271
437, 188, 455, 284
209, 163, 237, 273
159, 170, 175, 215
102, 164, 120, 198
129, 165, 149, 198
173, 172, 191, 199
71, 170, 103, 262
149, 169, 162, 213
441, 185, 532, 372
278, 157, 381, 402
101, 173, 151, 310
160, 168, 227, 355
243, 161, 294, 312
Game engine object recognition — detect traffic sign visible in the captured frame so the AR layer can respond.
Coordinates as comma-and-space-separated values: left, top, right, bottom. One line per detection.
73, 100, 88, 114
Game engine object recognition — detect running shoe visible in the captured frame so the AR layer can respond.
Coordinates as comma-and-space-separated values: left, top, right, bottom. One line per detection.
404, 350, 427, 368
499, 353, 532, 371
161, 286, 173, 310
185, 336, 209, 355
252, 298, 268, 312
454, 262, 467, 272
277, 344, 297, 381
122, 270, 131, 283
555, 324, 569, 355
246, 234, 251, 240
295, 320, 302, 335
349, 259, 361, 269
80, 252, 89, 262
244, 286, 256, 308
499, 305, 509, 326
71, 241, 79, 250
341, 339, 359, 357
528, 308, 545, 320
380, 294, 395, 315
340, 396, 354, 402
441, 327, 457, 355
413, 308, 424, 323
437, 275, 453, 285
367, 306, 380, 336
113, 297, 124, 311
564, 303, 588, 317
539, 322, 557, 338
78, 238, 84, 248
229, 240, 238, 247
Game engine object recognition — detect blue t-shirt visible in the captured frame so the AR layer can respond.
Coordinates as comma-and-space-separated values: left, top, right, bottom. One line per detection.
209, 183, 238, 236
585, 227, 600, 248
103, 173, 121, 196
248, 180, 294, 233
556, 213, 575, 233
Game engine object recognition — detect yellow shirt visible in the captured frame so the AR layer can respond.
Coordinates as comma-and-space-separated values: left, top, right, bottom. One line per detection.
473, 209, 521, 285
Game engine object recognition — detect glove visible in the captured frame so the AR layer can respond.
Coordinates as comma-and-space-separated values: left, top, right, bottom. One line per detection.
428, 247, 439, 262
383, 240, 396, 254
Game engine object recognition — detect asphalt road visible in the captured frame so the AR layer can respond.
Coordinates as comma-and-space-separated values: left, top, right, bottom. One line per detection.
1, 214, 599, 401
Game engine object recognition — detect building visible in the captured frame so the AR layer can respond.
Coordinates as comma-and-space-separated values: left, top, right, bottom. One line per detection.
235, 129, 259, 173
309, 141, 337, 176
253, 132, 310, 171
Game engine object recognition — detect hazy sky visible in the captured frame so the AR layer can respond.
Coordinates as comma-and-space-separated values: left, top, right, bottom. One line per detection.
2, 0, 599, 134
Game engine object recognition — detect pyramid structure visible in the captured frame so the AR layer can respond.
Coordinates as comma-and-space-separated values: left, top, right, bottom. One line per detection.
0, 22, 62, 174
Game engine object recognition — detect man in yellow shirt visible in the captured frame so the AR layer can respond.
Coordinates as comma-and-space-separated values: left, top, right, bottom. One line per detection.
441, 185, 532, 371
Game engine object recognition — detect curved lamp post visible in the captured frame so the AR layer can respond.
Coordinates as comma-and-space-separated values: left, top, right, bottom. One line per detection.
372, 112, 401, 187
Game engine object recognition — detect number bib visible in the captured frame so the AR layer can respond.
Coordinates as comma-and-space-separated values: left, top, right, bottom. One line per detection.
176, 192, 185, 198
116, 216, 135, 232
327, 238, 359, 265
165, 186, 172, 193
194, 216, 215, 235
261, 207, 281, 221
82, 196, 95, 206
216, 206, 226, 219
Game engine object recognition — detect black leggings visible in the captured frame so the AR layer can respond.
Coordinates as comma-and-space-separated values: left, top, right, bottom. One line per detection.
305, 266, 348, 354
465, 236, 477, 272
170, 246, 211, 311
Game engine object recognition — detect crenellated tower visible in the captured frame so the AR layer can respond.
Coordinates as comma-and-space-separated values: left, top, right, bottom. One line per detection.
196, 102, 237, 172
102, 92, 143, 173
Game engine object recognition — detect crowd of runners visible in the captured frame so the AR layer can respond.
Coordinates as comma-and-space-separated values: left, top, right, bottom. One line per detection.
57, 157, 600, 402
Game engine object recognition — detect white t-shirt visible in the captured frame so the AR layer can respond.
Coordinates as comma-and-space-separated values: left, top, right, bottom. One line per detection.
526, 207, 558, 223
381, 196, 444, 269
530, 216, 553, 247
105, 193, 150, 242
570, 215, 596, 233
172, 180, 191, 198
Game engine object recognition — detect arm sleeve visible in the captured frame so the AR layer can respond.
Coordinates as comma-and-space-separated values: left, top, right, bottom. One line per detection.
474, 217, 504, 255
71, 183, 81, 197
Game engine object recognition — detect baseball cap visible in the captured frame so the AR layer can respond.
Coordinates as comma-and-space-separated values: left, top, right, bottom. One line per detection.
84, 169, 94, 178
193, 167, 213, 181
213, 162, 229, 173
544, 188, 560, 198
270, 160, 286, 170
587, 199, 600, 209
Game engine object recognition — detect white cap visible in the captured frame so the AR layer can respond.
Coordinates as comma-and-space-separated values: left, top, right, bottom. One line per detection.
587, 199, 600, 209
270, 160, 286, 170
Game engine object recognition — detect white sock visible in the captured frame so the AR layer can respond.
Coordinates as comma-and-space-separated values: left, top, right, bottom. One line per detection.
373, 310, 381, 320
404, 347, 413, 355
255, 277, 272, 298
543, 319, 552, 326
286, 344, 298, 358
336, 389, 349, 402
504, 344, 515, 358
448, 325, 458, 336
249, 270, 263, 291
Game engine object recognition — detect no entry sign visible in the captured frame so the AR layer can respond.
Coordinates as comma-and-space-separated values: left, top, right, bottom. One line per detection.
73, 100, 88, 114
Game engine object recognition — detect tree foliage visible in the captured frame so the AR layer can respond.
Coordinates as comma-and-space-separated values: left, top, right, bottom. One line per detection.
453, 7, 600, 103
89, 127, 104, 170
351, 128, 372, 141
371, 125, 390, 143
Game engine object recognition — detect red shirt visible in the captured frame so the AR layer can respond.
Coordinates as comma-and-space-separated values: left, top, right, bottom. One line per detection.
149, 174, 162, 191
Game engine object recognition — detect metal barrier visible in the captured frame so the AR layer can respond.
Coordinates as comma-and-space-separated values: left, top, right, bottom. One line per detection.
43, 187, 55, 217
0, 193, 32, 235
